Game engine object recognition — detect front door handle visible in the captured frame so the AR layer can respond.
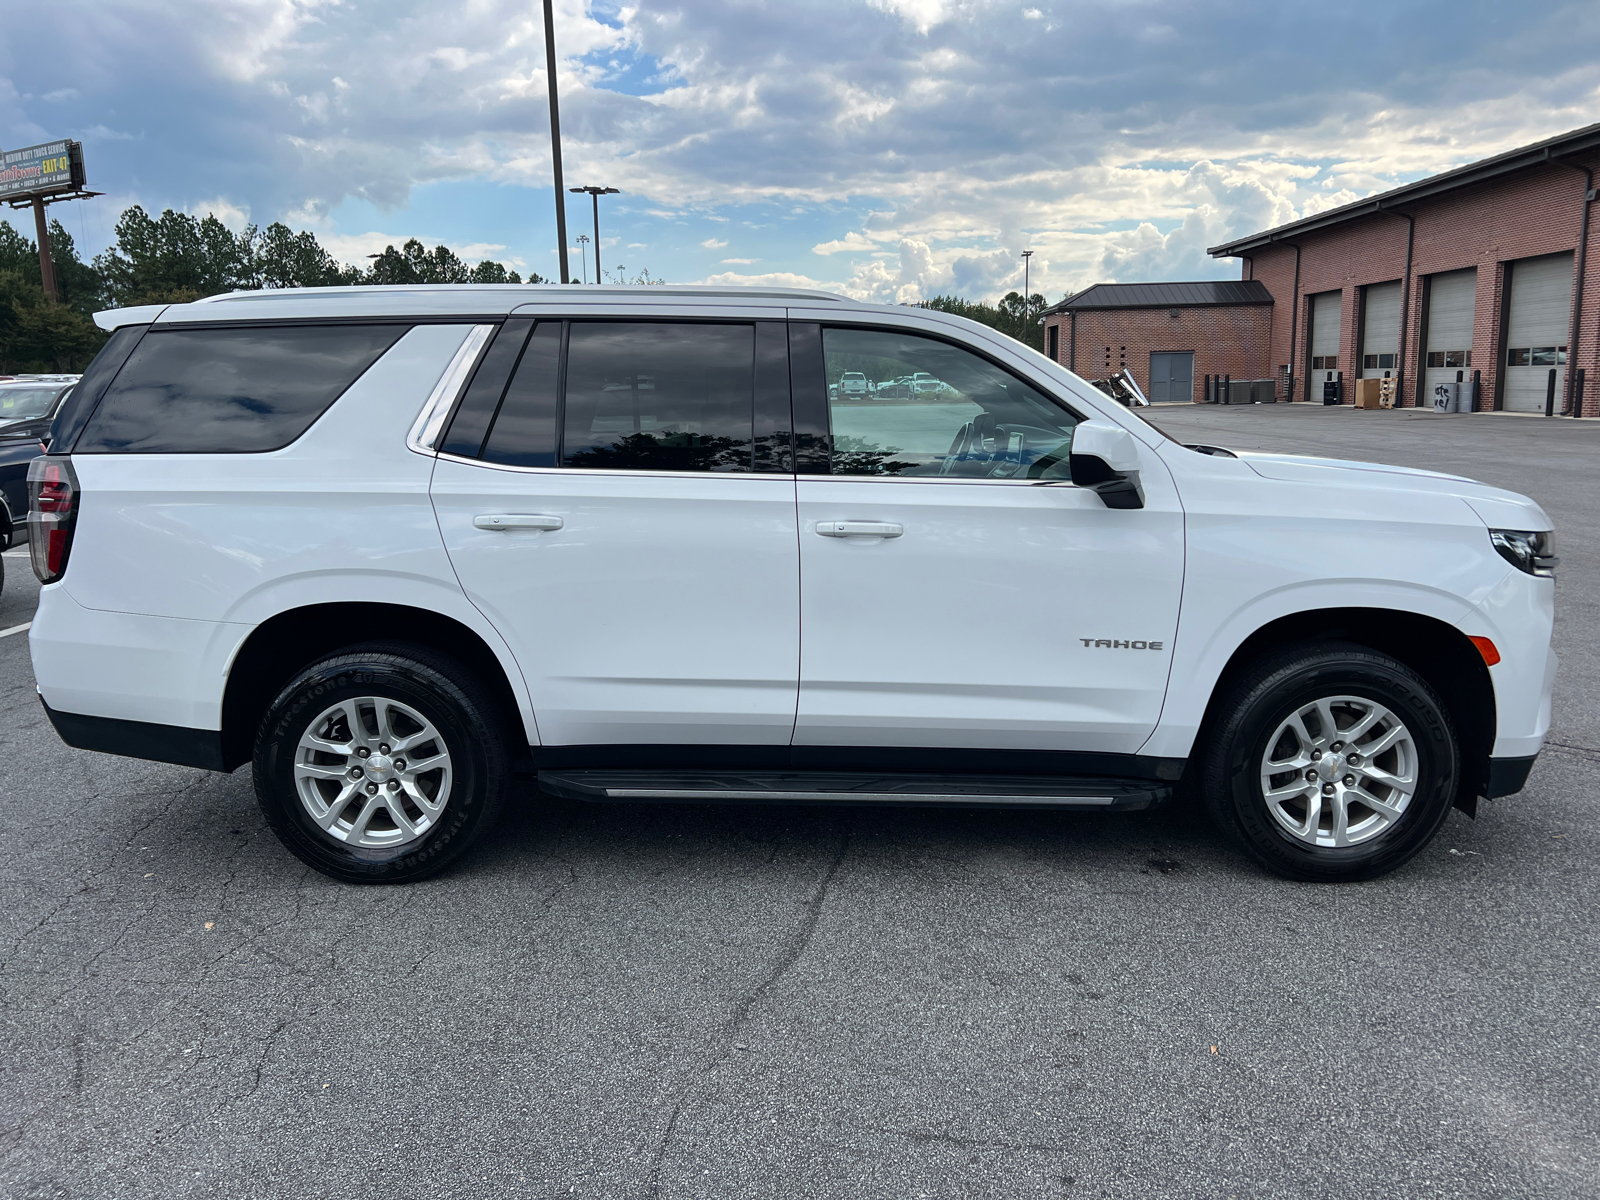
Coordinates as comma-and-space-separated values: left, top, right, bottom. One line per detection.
474, 514, 564, 531
816, 521, 903, 538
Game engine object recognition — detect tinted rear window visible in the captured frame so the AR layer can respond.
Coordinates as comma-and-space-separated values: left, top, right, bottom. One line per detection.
560, 322, 754, 472
75, 323, 408, 454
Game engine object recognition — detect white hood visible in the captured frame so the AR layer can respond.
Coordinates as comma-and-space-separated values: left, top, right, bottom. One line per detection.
1236, 452, 1553, 531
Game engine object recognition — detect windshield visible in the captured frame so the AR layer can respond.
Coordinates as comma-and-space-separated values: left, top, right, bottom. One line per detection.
0, 385, 66, 425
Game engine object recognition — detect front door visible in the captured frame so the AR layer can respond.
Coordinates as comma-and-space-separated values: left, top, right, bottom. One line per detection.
1149, 351, 1194, 404
794, 324, 1185, 757
431, 318, 800, 747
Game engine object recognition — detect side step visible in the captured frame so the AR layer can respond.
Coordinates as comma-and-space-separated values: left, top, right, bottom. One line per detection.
537, 771, 1169, 811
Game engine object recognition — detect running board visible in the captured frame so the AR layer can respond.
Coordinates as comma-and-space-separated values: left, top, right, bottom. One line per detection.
537, 771, 1169, 811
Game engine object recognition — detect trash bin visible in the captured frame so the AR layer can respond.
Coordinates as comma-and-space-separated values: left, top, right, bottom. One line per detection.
1321, 371, 1343, 405
1433, 382, 1459, 413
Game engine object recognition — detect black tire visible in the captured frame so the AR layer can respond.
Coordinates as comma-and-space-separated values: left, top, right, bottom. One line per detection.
253, 643, 510, 883
1201, 641, 1459, 882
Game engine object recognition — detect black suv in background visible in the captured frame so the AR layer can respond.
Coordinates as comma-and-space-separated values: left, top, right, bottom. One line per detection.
0, 378, 77, 550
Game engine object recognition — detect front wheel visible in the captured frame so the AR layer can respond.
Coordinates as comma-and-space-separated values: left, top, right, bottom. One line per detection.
253, 643, 510, 883
1201, 643, 1460, 882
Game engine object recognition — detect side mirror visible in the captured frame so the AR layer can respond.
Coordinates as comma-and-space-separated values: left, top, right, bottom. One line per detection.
1069, 421, 1145, 509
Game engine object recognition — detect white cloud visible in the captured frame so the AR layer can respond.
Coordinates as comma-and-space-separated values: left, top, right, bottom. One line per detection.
10, 0, 1600, 302
868, 0, 954, 35
694, 269, 840, 293
812, 231, 878, 256
721, 257, 758, 263
191, 197, 252, 231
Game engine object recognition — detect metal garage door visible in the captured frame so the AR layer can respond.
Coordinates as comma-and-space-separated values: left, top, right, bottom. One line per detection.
1358, 281, 1402, 379
1149, 351, 1194, 403
1307, 290, 1343, 400
1423, 268, 1477, 403
1503, 252, 1573, 413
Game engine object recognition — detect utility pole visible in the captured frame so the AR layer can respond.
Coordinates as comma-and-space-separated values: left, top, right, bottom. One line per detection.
542, 0, 570, 284
33, 197, 57, 303
570, 185, 619, 283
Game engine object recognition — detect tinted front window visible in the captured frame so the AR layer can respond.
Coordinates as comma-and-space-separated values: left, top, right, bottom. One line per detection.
76, 323, 407, 454
561, 323, 754, 472
822, 327, 1078, 477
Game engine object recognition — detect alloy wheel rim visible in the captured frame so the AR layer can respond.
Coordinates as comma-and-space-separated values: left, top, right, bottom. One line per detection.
1258, 694, 1417, 849
294, 696, 453, 848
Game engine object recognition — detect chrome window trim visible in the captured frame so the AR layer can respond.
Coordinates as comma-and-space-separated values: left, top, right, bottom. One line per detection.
432, 450, 1079, 488
406, 324, 497, 456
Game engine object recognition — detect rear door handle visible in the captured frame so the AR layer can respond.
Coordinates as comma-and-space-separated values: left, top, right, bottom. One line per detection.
474, 514, 564, 531
816, 521, 903, 538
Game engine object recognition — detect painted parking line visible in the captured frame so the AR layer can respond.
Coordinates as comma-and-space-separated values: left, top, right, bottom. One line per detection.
0, 622, 31, 639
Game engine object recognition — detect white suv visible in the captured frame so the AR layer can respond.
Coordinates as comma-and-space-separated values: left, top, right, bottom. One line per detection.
28, 285, 1556, 884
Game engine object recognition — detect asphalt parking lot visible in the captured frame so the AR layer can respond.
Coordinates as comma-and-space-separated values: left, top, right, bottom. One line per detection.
2, 403, 1597, 1199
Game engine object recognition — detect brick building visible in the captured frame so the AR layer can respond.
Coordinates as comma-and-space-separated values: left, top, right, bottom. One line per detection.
1041, 121, 1600, 414
1041, 281, 1273, 403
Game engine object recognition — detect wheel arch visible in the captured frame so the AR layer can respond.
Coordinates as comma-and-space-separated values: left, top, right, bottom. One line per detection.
219, 601, 529, 772
1193, 607, 1496, 814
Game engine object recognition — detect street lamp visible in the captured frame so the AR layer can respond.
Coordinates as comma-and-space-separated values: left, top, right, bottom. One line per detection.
575, 234, 589, 286
570, 185, 620, 283
1020, 249, 1033, 305
542, 0, 570, 285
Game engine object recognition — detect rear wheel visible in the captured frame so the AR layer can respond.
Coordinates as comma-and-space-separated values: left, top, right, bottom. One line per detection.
253, 643, 510, 883
1201, 643, 1459, 882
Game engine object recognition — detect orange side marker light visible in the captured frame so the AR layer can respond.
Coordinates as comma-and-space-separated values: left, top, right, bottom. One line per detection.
1469, 636, 1501, 666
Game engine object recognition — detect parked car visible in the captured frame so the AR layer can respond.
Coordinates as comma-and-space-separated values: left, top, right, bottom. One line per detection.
0, 378, 76, 548
838, 371, 870, 398
29, 287, 1554, 886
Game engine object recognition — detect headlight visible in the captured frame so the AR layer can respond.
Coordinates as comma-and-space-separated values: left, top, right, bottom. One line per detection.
1489, 529, 1558, 577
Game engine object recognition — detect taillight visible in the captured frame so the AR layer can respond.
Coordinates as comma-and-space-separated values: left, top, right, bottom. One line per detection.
28, 455, 80, 583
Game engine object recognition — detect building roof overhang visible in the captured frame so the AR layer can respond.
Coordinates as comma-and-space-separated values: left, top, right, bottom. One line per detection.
1041, 278, 1273, 317
1208, 121, 1600, 258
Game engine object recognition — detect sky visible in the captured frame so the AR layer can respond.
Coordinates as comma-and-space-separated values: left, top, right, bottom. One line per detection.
2, 0, 1598, 303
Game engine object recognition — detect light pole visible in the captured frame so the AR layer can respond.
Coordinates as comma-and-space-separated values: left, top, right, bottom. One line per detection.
1020, 249, 1033, 305
541, 0, 570, 284
570, 185, 619, 283
576, 234, 589, 285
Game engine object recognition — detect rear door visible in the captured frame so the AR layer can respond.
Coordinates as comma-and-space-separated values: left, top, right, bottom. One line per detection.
430, 315, 800, 747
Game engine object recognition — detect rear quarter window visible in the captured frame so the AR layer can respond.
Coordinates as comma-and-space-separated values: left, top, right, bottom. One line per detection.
74, 323, 409, 454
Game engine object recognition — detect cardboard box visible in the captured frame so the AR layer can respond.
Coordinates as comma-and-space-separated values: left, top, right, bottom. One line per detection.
1353, 378, 1384, 409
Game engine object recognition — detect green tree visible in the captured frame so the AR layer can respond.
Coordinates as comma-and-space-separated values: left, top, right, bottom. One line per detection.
469, 259, 529, 284
364, 238, 465, 284
0, 217, 104, 316
0, 219, 106, 371
94, 206, 260, 305
256, 222, 362, 288
919, 291, 1048, 352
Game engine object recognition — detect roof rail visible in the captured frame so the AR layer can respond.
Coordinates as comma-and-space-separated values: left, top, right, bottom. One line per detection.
193, 283, 849, 305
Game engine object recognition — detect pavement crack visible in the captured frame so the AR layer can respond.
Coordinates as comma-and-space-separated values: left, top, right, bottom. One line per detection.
646, 829, 850, 1195
249, 1017, 291, 1096
1542, 739, 1600, 762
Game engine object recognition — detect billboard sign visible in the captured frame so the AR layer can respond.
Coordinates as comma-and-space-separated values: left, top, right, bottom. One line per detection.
0, 140, 85, 203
